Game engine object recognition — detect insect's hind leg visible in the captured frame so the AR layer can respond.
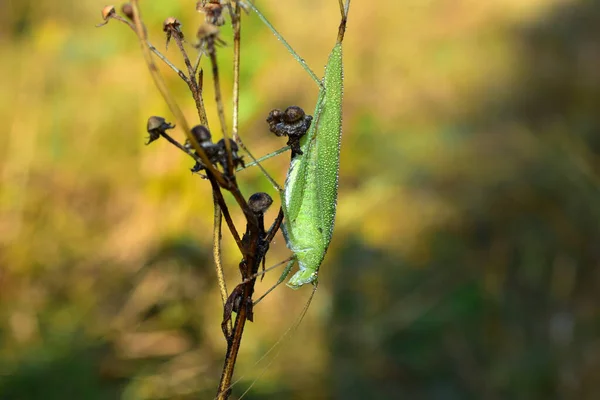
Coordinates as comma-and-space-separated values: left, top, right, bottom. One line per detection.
246, 0, 322, 88
235, 139, 284, 192
236, 146, 290, 172
253, 257, 296, 305
223, 1, 283, 193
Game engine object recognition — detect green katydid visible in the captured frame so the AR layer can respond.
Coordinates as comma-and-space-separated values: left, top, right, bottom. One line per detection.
245, 0, 351, 292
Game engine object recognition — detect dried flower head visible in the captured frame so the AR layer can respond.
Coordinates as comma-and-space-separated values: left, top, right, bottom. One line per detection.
163, 17, 184, 49
190, 125, 212, 145
195, 23, 225, 52
146, 116, 175, 145
121, 3, 134, 21
188, 125, 219, 173
102, 5, 116, 20
196, 23, 220, 41
216, 138, 245, 171
248, 192, 274, 215
96, 5, 116, 27
266, 106, 313, 157
197, 1, 225, 26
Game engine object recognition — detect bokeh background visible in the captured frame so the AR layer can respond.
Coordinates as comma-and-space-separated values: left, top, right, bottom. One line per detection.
2, 0, 600, 398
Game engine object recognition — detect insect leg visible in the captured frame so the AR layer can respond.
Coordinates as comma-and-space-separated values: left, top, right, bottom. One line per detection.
235, 145, 290, 172
253, 257, 296, 305
246, 0, 322, 88
237, 145, 283, 192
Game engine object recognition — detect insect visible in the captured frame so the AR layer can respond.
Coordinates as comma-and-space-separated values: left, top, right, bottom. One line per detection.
246, 0, 351, 292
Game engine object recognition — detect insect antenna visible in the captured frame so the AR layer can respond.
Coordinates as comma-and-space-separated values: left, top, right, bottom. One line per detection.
253, 258, 296, 305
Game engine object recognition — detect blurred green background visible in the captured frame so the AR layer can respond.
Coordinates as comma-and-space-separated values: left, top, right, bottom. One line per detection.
1, 0, 600, 398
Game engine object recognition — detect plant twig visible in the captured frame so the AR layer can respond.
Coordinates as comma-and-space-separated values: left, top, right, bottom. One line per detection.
117, 4, 286, 399
129, 1, 224, 185
216, 193, 270, 400
108, 14, 189, 83
230, 1, 242, 144
206, 32, 234, 175
213, 194, 232, 338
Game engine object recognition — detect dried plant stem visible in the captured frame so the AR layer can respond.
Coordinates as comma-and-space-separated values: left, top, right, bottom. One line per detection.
216, 208, 284, 399
216, 286, 250, 400
110, 15, 189, 83
193, 51, 203, 75
130, 1, 253, 229
124, 4, 285, 399
207, 43, 234, 175
171, 33, 209, 126
214, 6, 260, 398
158, 131, 199, 161
130, 1, 221, 182
216, 235, 261, 400
213, 196, 232, 338
173, 35, 196, 80
207, 173, 243, 251
226, 2, 280, 191
147, 42, 188, 82
230, 2, 241, 143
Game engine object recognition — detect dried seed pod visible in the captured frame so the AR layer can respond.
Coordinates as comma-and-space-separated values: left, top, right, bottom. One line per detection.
266, 109, 284, 136
284, 106, 306, 123
96, 5, 116, 27
195, 23, 225, 52
121, 3, 134, 20
146, 116, 166, 131
190, 125, 212, 145
163, 17, 182, 32
196, 1, 225, 26
188, 125, 220, 173
196, 23, 220, 41
217, 138, 239, 154
163, 17, 184, 49
248, 192, 273, 215
216, 138, 245, 172
101, 5, 116, 20
266, 106, 312, 156
146, 116, 174, 144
